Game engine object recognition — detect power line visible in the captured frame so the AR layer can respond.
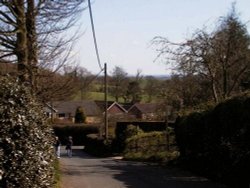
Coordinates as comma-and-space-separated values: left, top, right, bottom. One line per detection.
87, 0, 108, 139
82, 69, 103, 89
88, 0, 103, 71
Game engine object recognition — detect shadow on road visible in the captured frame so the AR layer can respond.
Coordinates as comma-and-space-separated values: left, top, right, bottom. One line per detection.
99, 158, 227, 188
60, 147, 228, 188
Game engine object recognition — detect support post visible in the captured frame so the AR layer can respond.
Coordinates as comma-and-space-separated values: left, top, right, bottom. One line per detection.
165, 108, 170, 151
104, 63, 108, 140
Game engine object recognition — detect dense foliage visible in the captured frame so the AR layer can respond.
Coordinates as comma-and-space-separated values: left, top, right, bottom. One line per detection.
0, 77, 55, 188
124, 128, 178, 162
114, 122, 167, 153
74, 106, 86, 123
175, 92, 250, 187
84, 134, 112, 157
52, 124, 99, 145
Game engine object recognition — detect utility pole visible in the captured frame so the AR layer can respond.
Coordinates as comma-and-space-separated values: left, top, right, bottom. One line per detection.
87, 0, 107, 139
104, 63, 108, 140
165, 107, 170, 151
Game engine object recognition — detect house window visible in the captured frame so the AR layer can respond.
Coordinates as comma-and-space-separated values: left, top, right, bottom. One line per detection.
58, 113, 66, 118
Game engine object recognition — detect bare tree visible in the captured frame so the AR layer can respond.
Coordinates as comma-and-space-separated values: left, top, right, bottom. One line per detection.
109, 66, 129, 102
135, 69, 143, 82
75, 66, 94, 100
0, 1, 28, 82
126, 80, 142, 104
36, 68, 78, 102
152, 6, 250, 103
144, 76, 160, 102
0, 0, 85, 94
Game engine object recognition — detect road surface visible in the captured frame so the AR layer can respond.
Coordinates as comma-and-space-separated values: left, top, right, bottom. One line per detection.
59, 146, 227, 188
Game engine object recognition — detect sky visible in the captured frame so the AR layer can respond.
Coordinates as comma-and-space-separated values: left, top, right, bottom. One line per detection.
74, 0, 250, 76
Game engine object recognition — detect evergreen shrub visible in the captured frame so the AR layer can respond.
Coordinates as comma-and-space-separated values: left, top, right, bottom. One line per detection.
114, 122, 167, 153
124, 130, 179, 162
84, 134, 112, 157
175, 93, 250, 187
74, 106, 86, 123
0, 77, 55, 188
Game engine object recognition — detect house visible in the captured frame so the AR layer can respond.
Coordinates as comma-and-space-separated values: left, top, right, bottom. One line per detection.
95, 101, 127, 117
44, 103, 57, 119
127, 103, 169, 120
107, 102, 128, 115
119, 102, 134, 111
52, 100, 102, 123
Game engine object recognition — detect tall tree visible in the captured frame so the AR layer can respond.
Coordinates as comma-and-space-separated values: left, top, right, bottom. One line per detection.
127, 81, 142, 104
36, 68, 78, 102
126, 69, 143, 103
152, 6, 250, 103
17, 0, 29, 83
75, 106, 86, 123
26, 0, 38, 87
0, 0, 85, 91
144, 76, 160, 102
0, 1, 28, 82
109, 66, 129, 102
211, 9, 250, 98
75, 66, 93, 100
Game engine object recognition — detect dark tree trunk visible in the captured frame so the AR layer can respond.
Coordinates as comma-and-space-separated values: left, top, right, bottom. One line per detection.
15, 0, 28, 83
26, 0, 38, 90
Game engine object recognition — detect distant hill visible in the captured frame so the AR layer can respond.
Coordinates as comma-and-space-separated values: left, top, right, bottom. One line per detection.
127, 74, 170, 80
146, 74, 170, 80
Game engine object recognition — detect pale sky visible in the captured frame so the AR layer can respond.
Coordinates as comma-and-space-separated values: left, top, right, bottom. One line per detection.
74, 0, 250, 76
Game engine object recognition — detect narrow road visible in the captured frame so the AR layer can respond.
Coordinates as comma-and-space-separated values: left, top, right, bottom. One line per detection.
59, 146, 227, 188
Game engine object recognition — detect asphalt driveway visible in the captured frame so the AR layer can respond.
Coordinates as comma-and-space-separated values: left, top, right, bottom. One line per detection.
59, 146, 227, 188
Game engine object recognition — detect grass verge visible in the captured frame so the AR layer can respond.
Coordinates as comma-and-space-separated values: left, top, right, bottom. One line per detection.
53, 159, 61, 188
123, 151, 179, 163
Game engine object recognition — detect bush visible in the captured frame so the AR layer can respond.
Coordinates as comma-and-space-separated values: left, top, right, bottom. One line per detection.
74, 106, 86, 123
0, 77, 55, 188
124, 131, 179, 163
52, 124, 99, 145
114, 122, 168, 153
84, 134, 112, 157
124, 124, 143, 138
174, 92, 250, 187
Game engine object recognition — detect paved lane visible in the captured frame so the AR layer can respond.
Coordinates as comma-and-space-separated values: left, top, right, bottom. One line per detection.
60, 146, 227, 188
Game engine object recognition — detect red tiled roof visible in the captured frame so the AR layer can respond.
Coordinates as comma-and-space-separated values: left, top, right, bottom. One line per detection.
95, 100, 128, 113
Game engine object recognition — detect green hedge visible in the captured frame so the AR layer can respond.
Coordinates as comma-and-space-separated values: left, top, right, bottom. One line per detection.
0, 77, 54, 188
116, 122, 167, 136
125, 131, 167, 153
52, 124, 99, 145
175, 93, 250, 188
114, 121, 170, 153
83, 134, 112, 157
124, 130, 179, 162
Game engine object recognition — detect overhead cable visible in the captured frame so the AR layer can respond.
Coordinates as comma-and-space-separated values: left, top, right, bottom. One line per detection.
88, 0, 103, 71
83, 69, 103, 89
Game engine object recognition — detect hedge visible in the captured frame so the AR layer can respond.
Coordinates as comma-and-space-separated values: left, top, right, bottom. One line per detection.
52, 124, 99, 145
114, 121, 170, 153
0, 77, 54, 188
123, 126, 178, 162
83, 134, 112, 157
174, 92, 250, 188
